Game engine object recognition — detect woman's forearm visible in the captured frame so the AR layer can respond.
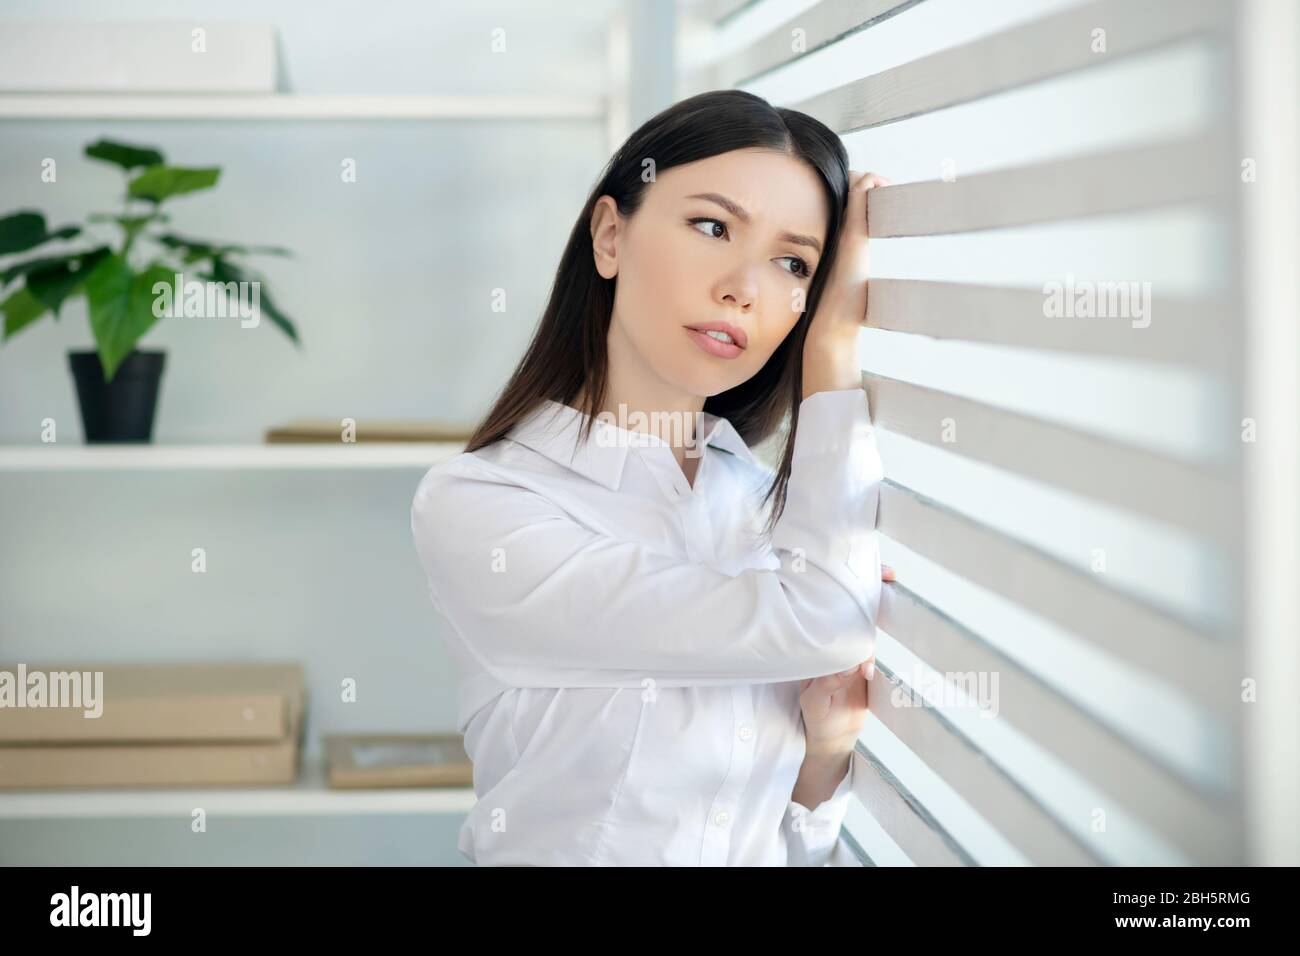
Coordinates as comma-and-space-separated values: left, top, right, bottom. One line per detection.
801, 331, 863, 402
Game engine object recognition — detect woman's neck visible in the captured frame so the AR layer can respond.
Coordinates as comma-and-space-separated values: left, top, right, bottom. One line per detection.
578, 329, 707, 486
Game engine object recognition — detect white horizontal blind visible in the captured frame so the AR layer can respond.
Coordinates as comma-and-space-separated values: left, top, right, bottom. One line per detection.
676, 0, 1288, 865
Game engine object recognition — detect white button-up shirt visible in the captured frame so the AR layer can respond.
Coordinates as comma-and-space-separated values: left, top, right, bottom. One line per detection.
410, 387, 884, 866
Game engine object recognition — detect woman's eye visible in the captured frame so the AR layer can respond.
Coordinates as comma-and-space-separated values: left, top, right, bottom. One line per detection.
689, 218, 810, 277
688, 217, 727, 239
778, 256, 812, 279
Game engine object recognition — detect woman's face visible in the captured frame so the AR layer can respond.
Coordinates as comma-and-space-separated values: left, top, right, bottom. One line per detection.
591, 147, 830, 400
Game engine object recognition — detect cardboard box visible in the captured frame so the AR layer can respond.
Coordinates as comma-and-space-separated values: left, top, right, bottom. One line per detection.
0, 662, 303, 744
0, 661, 305, 789
0, 732, 301, 789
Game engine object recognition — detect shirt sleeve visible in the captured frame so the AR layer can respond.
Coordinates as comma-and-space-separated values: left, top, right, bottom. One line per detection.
410, 386, 884, 689
782, 755, 855, 867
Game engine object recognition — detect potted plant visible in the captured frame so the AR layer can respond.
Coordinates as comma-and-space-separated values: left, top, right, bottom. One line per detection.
0, 138, 300, 442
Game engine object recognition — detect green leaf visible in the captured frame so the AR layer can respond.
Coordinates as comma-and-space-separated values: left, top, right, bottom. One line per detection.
2, 247, 107, 289
254, 284, 300, 345
208, 258, 300, 345
85, 138, 165, 171
1, 286, 49, 340
0, 212, 45, 254
127, 166, 221, 204
2, 252, 68, 286
0, 211, 80, 255
84, 256, 173, 380
156, 232, 292, 262
27, 247, 112, 316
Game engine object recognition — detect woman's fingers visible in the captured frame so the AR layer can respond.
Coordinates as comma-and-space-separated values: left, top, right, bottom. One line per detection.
804, 652, 878, 695
850, 170, 891, 188
839, 169, 892, 289
805, 169, 891, 347
843, 169, 871, 248
881, 563, 896, 582
847, 170, 892, 249
817, 660, 874, 686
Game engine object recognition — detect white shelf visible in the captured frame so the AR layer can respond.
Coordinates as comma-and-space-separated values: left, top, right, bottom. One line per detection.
0, 441, 465, 471
0, 759, 476, 818
0, 93, 606, 121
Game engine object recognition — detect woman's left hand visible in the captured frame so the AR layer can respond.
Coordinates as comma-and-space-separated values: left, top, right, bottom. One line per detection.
798, 564, 894, 756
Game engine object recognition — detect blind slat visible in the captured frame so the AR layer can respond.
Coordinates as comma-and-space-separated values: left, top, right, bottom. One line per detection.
713, 0, 921, 87
863, 135, 1222, 238
880, 583, 1237, 856
787, 0, 1226, 135
868, 660, 1105, 865
866, 373, 1237, 546
845, 746, 972, 866
877, 478, 1236, 717
864, 279, 1226, 371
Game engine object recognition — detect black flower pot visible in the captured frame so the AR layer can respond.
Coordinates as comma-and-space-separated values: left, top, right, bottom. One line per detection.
68, 349, 165, 443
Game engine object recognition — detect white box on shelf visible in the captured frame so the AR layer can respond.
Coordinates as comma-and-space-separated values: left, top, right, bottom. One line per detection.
0, 20, 276, 93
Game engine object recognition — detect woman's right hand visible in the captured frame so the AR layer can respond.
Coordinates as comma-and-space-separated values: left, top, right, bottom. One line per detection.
801, 170, 891, 402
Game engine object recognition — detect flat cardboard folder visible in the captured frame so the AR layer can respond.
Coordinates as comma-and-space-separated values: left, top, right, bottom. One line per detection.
264, 419, 472, 443
324, 734, 472, 789
0, 662, 302, 743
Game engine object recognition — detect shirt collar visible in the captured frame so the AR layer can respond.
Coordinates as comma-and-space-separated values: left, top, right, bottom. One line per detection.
505, 399, 758, 491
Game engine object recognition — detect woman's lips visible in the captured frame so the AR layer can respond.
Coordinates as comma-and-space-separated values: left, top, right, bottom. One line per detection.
685, 326, 744, 359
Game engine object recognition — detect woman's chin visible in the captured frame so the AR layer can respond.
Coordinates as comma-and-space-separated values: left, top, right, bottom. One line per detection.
671, 354, 752, 395
654, 366, 729, 399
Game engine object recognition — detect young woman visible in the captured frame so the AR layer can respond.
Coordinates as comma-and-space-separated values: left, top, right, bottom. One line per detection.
411, 89, 893, 866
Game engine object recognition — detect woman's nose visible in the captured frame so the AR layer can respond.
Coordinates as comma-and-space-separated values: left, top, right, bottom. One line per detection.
718, 268, 758, 311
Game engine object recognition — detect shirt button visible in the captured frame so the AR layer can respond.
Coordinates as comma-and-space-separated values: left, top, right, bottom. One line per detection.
714, 810, 731, 827
737, 725, 753, 741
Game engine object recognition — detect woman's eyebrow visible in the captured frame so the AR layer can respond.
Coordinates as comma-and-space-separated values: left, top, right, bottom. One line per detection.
686, 192, 823, 255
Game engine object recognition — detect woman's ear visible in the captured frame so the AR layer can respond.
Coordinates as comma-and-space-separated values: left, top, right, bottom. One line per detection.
590, 195, 621, 279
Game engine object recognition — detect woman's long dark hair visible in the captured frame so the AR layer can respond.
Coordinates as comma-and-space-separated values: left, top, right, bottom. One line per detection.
464, 89, 851, 535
